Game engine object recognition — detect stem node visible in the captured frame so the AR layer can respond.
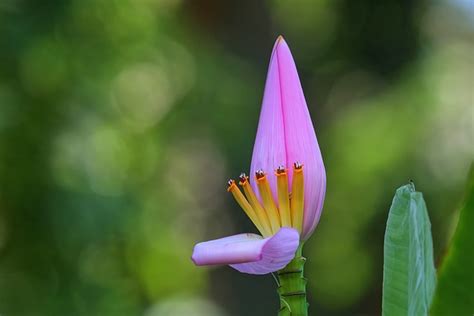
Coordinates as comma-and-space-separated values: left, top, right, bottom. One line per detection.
277, 244, 308, 316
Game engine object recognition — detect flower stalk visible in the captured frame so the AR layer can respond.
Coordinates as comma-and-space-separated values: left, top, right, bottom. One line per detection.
277, 244, 308, 316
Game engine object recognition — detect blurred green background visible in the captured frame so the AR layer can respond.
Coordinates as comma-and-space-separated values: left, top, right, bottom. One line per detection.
0, 0, 472, 315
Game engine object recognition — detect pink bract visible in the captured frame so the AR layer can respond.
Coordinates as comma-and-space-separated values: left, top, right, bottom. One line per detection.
250, 37, 326, 241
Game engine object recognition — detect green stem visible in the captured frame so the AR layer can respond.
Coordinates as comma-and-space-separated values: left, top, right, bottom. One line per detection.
277, 244, 308, 316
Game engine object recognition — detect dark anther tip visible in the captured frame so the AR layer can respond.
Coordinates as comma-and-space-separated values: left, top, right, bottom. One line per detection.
276, 165, 286, 174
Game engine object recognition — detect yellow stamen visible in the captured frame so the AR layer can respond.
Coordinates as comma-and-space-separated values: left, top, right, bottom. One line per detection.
255, 171, 281, 233
238, 173, 272, 237
276, 166, 292, 227
290, 162, 304, 234
227, 179, 265, 234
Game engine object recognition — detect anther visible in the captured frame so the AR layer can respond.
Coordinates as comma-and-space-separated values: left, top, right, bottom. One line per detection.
256, 170, 281, 232
291, 162, 305, 233
227, 178, 264, 234
238, 172, 272, 236
227, 179, 235, 188
239, 173, 248, 184
276, 165, 286, 174
276, 166, 291, 227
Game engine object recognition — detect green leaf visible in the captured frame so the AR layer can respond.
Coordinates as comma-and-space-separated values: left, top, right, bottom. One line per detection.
431, 166, 474, 315
382, 183, 436, 316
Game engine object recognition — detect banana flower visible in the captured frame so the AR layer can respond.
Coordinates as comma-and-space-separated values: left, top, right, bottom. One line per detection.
192, 37, 326, 280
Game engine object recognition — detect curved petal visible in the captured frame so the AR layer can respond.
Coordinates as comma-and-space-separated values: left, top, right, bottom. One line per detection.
230, 227, 299, 275
250, 39, 287, 201
191, 228, 300, 275
273, 38, 326, 241
192, 233, 266, 266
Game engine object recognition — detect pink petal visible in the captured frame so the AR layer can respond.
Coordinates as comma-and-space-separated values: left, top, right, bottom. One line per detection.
192, 233, 265, 265
192, 228, 299, 275
230, 227, 299, 274
251, 37, 326, 241
250, 39, 287, 200
274, 38, 326, 240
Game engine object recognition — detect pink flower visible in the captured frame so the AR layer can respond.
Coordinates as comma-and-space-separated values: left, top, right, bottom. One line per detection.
192, 36, 326, 274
